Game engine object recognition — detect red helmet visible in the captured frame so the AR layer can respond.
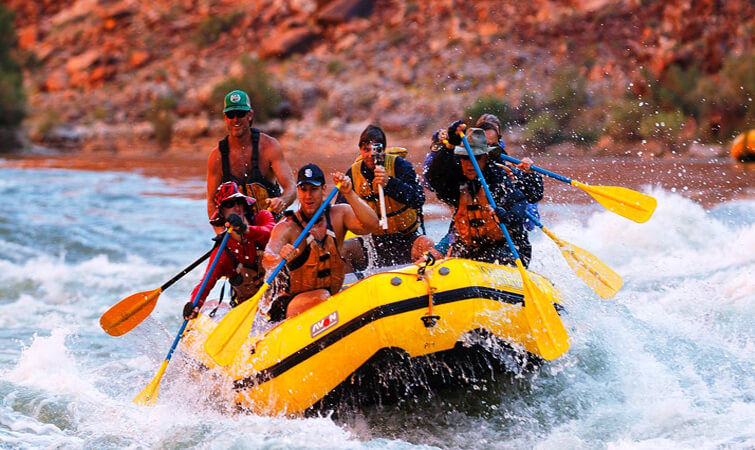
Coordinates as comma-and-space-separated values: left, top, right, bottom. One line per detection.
210, 182, 255, 224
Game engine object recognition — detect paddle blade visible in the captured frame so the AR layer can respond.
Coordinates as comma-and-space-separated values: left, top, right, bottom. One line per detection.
204, 284, 267, 366
516, 260, 570, 360
573, 181, 657, 223
100, 288, 161, 336
133, 360, 168, 406
542, 228, 623, 299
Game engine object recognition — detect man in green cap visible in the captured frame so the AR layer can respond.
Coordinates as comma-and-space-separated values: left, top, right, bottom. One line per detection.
206, 89, 295, 232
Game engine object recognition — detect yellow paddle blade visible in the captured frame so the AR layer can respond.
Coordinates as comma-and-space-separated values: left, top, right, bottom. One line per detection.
100, 288, 161, 336
541, 227, 623, 299
516, 259, 570, 360
133, 359, 168, 406
204, 284, 267, 366
572, 181, 657, 223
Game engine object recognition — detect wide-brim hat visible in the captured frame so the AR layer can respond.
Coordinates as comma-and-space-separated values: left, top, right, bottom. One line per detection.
454, 128, 497, 156
223, 90, 252, 113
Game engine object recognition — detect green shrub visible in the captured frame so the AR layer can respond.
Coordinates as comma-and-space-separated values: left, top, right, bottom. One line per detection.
195, 11, 243, 46
464, 96, 514, 127
147, 96, 176, 150
606, 98, 644, 142
638, 109, 686, 144
0, 5, 25, 128
210, 55, 284, 122
326, 59, 344, 75
523, 111, 562, 147
35, 110, 61, 139
548, 67, 588, 113
693, 52, 754, 142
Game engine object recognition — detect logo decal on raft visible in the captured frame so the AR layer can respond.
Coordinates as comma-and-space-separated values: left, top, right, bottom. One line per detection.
310, 311, 339, 338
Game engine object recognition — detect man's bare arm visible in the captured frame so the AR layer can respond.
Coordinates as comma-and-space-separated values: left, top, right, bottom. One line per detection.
262, 222, 293, 271
334, 173, 379, 235
263, 136, 296, 213
206, 148, 224, 233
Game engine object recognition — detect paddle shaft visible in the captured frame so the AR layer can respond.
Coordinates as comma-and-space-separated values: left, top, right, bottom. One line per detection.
164, 230, 231, 362
460, 134, 521, 260
378, 183, 388, 229
498, 153, 572, 184
159, 248, 213, 292
264, 184, 342, 286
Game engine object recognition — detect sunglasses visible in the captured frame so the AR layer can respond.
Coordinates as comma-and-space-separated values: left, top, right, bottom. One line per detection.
220, 198, 246, 209
225, 110, 248, 119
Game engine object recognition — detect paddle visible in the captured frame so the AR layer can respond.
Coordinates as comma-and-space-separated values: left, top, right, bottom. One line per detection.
133, 229, 232, 406
497, 154, 657, 223
371, 143, 389, 230
204, 183, 343, 367
524, 211, 622, 299
100, 249, 213, 337
460, 132, 569, 360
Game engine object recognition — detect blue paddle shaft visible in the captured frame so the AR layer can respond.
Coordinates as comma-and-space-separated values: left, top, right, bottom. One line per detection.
498, 154, 572, 184
164, 230, 232, 361
460, 134, 521, 261
265, 185, 342, 285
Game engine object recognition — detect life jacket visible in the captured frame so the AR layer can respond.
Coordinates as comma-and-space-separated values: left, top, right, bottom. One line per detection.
453, 181, 505, 247
219, 128, 282, 214
222, 243, 265, 305
285, 207, 346, 297
351, 154, 419, 236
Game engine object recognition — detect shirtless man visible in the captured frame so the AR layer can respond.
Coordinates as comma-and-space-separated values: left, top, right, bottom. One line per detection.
206, 90, 295, 232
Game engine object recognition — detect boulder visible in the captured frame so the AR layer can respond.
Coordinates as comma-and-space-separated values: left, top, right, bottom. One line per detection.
128, 50, 150, 68
378, 113, 429, 134
260, 27, 321, 59
317, 0, 374, 25
44, 69, 69, 92
66, 50, 101, 75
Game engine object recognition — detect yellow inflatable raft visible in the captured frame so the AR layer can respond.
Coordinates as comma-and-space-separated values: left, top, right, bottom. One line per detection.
180, 258, 569, 415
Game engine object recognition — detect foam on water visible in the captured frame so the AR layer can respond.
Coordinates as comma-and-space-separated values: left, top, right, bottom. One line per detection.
1, 168, 754, 448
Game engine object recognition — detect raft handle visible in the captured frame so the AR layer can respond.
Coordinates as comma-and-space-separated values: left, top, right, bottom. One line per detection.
421, 315, 440, 328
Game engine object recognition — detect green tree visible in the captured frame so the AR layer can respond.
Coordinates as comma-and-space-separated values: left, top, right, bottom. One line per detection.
209, 56, 284, 123
0, 5, 26, 128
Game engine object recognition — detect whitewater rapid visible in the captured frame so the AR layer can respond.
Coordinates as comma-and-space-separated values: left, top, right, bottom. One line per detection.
1, 166, 753, 449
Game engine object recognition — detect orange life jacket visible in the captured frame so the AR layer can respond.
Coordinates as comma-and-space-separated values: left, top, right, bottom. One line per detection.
351, 154, 419, 236
453, 182, 504, 246
285, 207, 346, 297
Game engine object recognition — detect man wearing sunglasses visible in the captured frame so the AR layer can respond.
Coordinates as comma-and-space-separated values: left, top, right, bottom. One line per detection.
423, 124, 528, 266
184, 181, 275, 320
206, 90, 295, 233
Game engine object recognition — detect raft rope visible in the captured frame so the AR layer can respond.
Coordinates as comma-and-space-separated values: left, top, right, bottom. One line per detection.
208, 277, 228, 318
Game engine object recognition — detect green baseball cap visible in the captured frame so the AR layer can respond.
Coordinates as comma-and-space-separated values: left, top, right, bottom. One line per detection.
223, 90, 252, 113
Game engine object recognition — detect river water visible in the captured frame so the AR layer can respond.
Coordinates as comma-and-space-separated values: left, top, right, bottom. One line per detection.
0, 155, 753, 449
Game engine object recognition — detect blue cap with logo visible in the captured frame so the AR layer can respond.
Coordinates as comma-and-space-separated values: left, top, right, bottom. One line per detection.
297, 163, 325, 186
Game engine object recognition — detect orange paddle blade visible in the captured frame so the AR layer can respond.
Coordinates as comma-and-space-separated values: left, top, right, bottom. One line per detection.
100, 288, 161, 337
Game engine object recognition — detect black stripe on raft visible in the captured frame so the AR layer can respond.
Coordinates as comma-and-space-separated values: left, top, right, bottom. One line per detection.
233, 286, 532, 390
